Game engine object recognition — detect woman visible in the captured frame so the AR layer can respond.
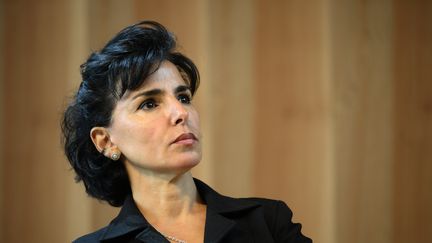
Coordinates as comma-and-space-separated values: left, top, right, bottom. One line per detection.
62, 20, 312, 243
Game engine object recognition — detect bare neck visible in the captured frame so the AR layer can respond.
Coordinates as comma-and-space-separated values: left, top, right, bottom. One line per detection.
128, 171, 202, 224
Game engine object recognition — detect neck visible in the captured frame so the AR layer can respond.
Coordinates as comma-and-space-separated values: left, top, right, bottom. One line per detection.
128, 170, 201, 223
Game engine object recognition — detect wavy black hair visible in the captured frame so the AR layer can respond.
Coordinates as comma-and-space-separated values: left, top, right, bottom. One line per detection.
61, 20, 200, 207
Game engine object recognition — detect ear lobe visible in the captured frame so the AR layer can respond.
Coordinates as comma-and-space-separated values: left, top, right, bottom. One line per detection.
90, 127, 112, 153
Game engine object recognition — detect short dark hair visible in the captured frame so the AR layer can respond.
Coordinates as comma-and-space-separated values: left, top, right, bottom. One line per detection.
61, 20, 200, 207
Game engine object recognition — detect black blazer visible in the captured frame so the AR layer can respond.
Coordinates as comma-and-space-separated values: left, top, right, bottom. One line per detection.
74, 178, 312, 243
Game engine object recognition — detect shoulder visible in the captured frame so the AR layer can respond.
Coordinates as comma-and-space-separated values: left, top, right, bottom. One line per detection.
243, 197, 286, 209
238, 197, 312, 243
194, 178, 312, 242
238, 197, 294, 225
72, 226, 108, 243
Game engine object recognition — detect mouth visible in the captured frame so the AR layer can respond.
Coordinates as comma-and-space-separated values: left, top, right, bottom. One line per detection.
171, 132, 198, 145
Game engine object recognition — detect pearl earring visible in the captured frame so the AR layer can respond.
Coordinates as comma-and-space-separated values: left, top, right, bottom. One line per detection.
111, 153, 120, 161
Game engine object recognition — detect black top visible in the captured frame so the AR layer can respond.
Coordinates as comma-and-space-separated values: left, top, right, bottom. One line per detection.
73, 178, 312, 243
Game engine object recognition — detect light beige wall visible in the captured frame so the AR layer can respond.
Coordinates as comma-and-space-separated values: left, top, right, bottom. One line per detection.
204, 0, 256, 197
331, 0, 394, 242
1, 1, 431, 243
1, 1, 72, 242
253, 1, 333, 242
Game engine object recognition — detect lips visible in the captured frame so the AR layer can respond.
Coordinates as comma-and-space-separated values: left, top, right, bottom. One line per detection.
172, 133, 198, 145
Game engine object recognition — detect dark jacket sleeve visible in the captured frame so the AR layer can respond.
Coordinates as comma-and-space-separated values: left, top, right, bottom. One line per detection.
271, 200, 312, 243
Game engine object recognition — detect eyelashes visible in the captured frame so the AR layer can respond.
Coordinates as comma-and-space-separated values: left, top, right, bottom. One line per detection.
138, 98, 158, 110
177, 93, 191, 104
137, 93, 192, 111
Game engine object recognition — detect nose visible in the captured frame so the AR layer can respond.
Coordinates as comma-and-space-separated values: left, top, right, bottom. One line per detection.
168, 98, 189, 125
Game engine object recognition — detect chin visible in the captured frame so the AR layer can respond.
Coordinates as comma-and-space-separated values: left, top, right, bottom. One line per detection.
171, 154, 201, 171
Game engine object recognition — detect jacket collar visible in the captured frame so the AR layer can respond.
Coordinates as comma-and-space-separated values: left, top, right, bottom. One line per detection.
100, 178, 260, 242
194, 178, 260, 243
194, 178, 259, 213
99, 194, 165, 242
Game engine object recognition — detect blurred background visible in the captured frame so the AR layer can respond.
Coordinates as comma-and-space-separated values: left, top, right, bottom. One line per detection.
0, 0, 431, 242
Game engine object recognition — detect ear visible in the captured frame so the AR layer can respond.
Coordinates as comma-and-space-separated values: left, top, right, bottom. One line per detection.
90, 127, 114, 153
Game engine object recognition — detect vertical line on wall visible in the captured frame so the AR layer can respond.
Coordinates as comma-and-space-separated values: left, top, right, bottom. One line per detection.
64, 0, 92, 241
331, 0, 395, 242
0, 0, 4, 241
207, 0, 256, 196
322, 1, 336, 243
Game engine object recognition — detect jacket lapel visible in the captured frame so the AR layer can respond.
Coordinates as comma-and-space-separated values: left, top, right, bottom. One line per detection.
99, 195, 169, 242
203, 209, 236, 243
194, 178, 260, 243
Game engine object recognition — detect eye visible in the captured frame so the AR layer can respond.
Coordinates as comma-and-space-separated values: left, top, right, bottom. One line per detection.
178, 93, 192, 104
138, 99, 158, 110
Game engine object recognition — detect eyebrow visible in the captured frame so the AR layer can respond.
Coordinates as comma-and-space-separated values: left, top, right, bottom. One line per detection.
131, 85, 191, 100
131, 89, 163, 100
175, 85, 191, 94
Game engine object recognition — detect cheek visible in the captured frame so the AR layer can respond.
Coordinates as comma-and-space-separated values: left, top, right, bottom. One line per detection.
189, 110, 200, 129
116, 126, 162, 161
111, 117, 156, 148
127, 123, 158, 146
190, 111, 203, 142
138, 128, 158, 147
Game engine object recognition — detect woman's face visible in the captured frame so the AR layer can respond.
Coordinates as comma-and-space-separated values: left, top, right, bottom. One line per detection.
107, 61, 202, 174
